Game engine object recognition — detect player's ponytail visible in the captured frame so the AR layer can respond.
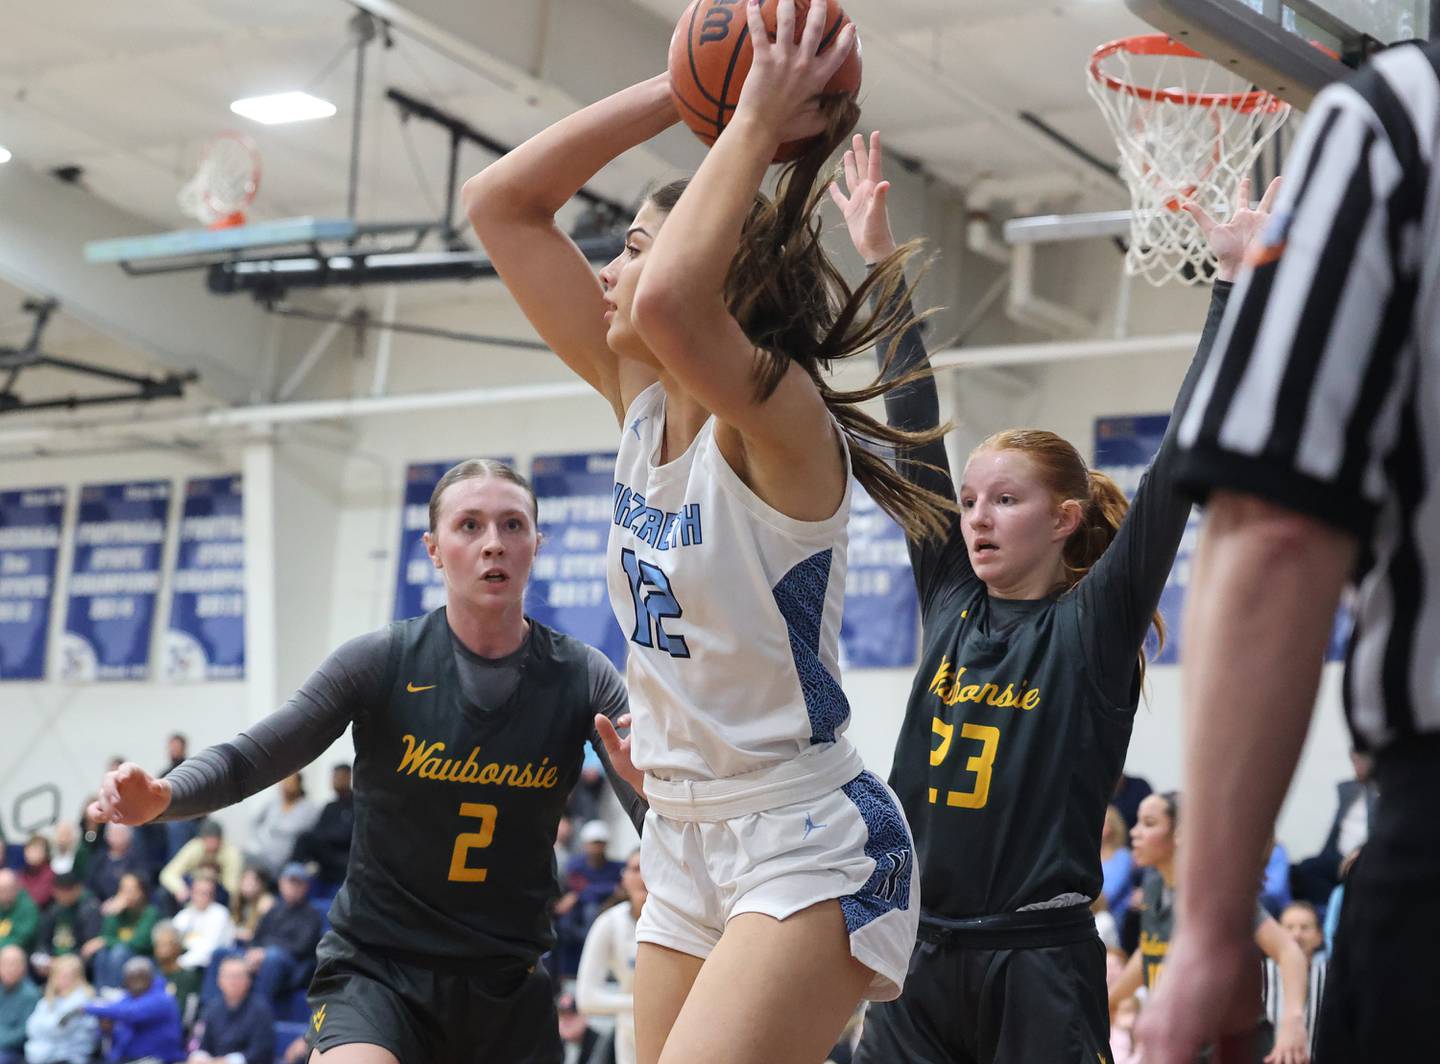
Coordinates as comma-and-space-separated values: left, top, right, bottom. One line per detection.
976, 429, 1166, 684
644, 98, 957, 544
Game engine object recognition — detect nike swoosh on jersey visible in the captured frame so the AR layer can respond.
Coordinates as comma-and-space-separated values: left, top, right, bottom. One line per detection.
406, 682, 437, 693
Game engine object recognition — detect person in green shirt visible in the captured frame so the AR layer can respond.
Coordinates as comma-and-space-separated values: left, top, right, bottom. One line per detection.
0, 944, 41, 1064
89, 872, 158, 990
150, 921, 201, 1032
0, 872, 39, 954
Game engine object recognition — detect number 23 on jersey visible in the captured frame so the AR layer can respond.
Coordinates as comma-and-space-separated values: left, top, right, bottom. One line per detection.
929, 717, 1001, 809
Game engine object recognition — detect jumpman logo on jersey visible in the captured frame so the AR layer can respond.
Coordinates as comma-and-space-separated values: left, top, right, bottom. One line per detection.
803, 813, 828, 839
873, 849, 912, 902
629, 414, 649, 439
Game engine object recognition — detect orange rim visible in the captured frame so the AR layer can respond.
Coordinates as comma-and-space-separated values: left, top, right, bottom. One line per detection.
1089, 34, 1289, 114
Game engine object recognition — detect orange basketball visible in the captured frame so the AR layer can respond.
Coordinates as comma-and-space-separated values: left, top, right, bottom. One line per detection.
668, 0, 862, 162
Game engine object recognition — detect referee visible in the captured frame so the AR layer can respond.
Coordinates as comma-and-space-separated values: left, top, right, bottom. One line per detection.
1136, 39, 1440, 1064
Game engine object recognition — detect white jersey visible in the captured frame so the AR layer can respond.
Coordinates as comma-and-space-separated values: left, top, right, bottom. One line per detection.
606, 382, 854, 781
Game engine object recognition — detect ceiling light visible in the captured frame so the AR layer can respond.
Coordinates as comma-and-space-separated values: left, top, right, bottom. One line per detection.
229, 92, 336, 126
0, 146, 11, 165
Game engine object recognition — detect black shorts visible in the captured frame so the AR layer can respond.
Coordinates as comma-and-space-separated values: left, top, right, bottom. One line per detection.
306, 931, 562, 1064
854, 906, 1110, 1064
1314, 736, 1440, 1064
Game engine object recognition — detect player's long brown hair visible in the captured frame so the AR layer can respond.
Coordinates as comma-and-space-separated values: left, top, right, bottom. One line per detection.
974, 429, 1166, 685
646, 98, 955, 543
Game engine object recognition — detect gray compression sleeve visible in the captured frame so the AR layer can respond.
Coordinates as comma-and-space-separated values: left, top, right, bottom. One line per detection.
584, 645, 647, 834
159, 629, 387, 821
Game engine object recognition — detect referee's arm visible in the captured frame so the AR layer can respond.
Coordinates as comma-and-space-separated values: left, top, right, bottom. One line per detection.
1135, 44, 1431, 1063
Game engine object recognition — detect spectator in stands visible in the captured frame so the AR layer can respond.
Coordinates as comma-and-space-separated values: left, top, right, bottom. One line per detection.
1100, 804, 1135, 921
1110, 995, 1142, 1064
89, 873, 158, 990
0, 945, 40, 1064
171, 876, 233, 972
288, 764, 352, 888
162, 736, 187, 779
576, 848, 644, 1064
149, 923, 200, 1034
159, 823, 240, 908
1323, 847, 1361, 956
565, 753, 606, 826
555, 991, 600, 1064
23, 953, 99, 1064
47, 824, 81, 880
0, 874, 39, 954
554, 821, 624, 978
156, 734, 198, 866
18, 838, 55, 912
85, 826, 149, 907
1262, 836, 1293, 918
1112, 771, 1153, 832
1265, 901, 1328, 1057
188, 958, 271, 1064
238, 863, 321, 1008
85, 956, 184, 1064
31, 873, 101, 981
228, 869, 273, 948
1292, 752, 1377, 908
75, 802, 104, 884
242, 775, 318, 881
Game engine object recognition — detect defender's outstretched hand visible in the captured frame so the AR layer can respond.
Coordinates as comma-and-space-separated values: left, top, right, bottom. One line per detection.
829, 131, 898, 265
1185, 175, 1284, 283
89, 762, 172, 826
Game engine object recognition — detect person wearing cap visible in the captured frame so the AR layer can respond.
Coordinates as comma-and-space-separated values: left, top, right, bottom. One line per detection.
206, 862, 323, 1011
554, 821, 624, 979
31, 871, 102, 979
85, 956, 185, 1063
158, 822, 242, 907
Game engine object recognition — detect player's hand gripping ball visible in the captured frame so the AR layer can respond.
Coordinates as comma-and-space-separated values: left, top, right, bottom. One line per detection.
669, 0, 862, 161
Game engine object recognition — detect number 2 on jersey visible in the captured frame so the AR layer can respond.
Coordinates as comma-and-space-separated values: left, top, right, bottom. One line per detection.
448, 802, 498, 882
621, 548, 689, 657
928, 718, 1001, 809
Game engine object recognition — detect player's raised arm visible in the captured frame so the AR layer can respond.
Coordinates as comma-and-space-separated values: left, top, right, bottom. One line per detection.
628, 2, 856, 492
462, 75, 678, 423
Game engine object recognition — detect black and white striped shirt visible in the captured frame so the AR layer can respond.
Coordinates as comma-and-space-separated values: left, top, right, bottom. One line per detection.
1263, 952, 1328, 1056
1177, 40, 1440, 751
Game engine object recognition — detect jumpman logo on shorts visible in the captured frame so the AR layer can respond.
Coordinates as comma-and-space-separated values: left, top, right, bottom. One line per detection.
629, 414, 649, 439
874, 849, 911, 902
803, 813, 828, 839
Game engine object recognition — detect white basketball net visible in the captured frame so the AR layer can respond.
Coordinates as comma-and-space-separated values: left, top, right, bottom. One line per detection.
177, 132, 260, 226
1088, 37, 1291, 286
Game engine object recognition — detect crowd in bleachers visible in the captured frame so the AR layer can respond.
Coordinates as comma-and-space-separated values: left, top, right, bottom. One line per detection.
1, 737, 1370, 1064
0, 737, 350, 1064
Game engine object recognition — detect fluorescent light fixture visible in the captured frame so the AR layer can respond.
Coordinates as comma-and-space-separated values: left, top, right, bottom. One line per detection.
230, 91, 336, 125
0, 146, 11, 164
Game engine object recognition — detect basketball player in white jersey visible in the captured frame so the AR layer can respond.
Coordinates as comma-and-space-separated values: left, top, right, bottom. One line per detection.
465, 3, 953, 1061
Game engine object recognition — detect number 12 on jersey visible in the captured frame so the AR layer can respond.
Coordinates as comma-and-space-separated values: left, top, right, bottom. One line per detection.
929, 717, 1001, 809
621, 548, 689, 658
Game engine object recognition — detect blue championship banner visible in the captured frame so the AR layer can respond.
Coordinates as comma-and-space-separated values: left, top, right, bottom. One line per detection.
841, 480, 919, 668
393, 458, 513, 621
529, 452, 625, 669
60, 479, 171, 681
0, 486, 66, 681
1094, 415, 1350, 664
164, 475, 244, 681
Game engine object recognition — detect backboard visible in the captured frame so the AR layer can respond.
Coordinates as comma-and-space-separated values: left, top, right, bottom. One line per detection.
1127, 0, 1435, 107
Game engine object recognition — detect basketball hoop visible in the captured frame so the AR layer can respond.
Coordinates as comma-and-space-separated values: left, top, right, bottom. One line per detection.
177, 132, 261, 230
1087, 35, 1291, 286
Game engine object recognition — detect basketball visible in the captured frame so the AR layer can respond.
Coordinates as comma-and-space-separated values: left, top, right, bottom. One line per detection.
668, 0, 862, 162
